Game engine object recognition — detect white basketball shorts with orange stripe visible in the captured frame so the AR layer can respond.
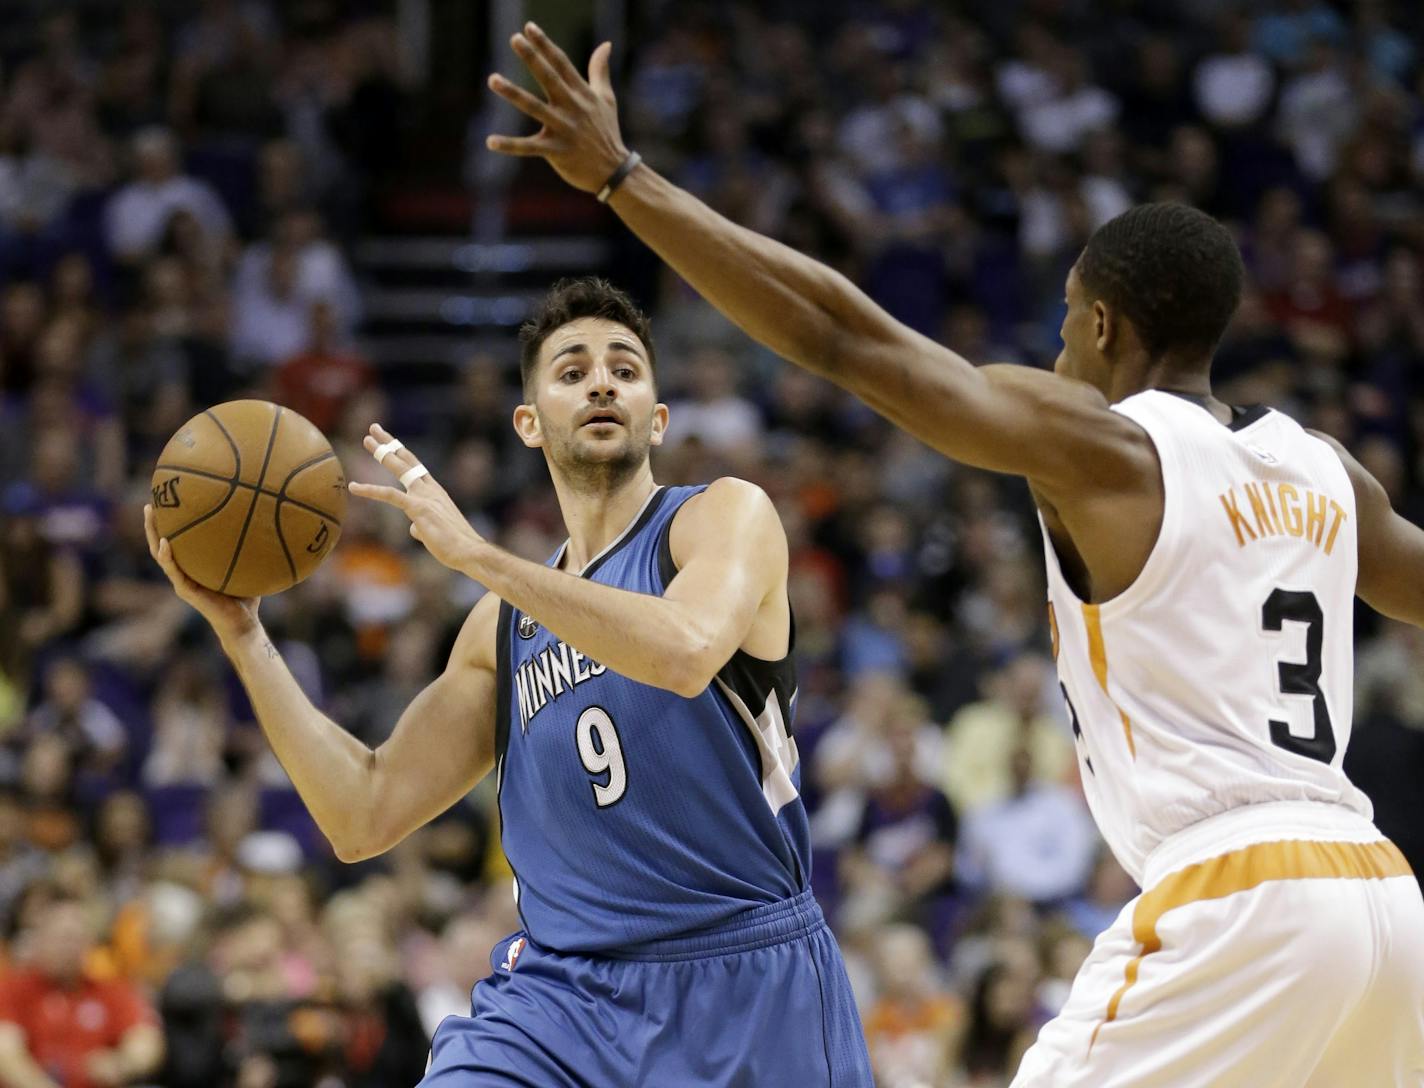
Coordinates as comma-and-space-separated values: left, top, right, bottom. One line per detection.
1011, 801, 1424, 1087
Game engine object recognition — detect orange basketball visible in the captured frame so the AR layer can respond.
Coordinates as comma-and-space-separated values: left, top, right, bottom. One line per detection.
150, 400, 346, 597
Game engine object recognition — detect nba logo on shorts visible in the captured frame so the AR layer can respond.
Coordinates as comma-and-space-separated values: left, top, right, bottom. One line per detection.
500, 936, 527, 972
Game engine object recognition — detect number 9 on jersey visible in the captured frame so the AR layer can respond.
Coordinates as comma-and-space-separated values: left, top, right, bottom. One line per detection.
576, 706, 628, 807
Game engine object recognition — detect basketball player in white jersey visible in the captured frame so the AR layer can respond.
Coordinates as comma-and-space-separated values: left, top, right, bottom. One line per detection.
486, 25, 1424, 1086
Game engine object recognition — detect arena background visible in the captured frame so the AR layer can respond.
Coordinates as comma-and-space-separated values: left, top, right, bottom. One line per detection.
0, 1, 1422, 1085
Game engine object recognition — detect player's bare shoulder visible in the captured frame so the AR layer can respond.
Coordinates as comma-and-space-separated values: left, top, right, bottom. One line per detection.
668, 477, 787, 571
450, 590, 504, 674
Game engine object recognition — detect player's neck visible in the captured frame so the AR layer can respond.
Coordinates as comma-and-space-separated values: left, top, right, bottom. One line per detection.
551, 462, 659, 573
1112, 355, 1218, 408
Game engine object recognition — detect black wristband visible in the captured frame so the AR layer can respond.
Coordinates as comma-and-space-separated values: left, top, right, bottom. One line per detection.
596, 151, 642, 203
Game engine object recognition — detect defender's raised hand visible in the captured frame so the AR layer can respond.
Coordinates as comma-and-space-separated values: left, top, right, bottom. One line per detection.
348, 424, 488, 575
486, 22, 630, 194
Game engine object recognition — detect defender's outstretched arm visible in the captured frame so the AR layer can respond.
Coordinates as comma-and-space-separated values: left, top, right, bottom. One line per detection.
487, 25, 1148, 498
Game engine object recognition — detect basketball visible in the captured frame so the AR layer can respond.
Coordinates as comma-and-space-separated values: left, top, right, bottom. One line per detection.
149, 400, 346, 598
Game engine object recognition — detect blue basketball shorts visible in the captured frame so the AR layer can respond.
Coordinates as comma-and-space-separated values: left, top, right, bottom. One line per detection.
420, 889, 873, 1086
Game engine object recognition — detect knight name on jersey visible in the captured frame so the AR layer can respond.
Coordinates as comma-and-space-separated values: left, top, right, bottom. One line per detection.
515, 636, 607, 733
1217, 480, 1348, 554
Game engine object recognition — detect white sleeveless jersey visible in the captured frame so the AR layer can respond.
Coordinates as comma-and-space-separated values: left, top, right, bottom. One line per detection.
1042, 390, 1374, 885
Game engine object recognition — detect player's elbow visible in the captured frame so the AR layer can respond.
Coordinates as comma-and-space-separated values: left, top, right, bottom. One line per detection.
666, 622, 728, 698
327, 802, 394, 864
665, 652, 714, 699
669, 670, 713, 700
331, 826, 397, 864
330, 836, 373, 864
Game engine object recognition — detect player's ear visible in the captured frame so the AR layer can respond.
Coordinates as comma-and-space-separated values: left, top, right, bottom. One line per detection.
513, 402, 544, 448
649, 403, 669, 447
1093, 299, 1116, 353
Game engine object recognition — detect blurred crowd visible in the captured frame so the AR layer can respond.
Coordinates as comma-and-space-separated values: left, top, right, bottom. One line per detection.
1, 1, 1424, 1086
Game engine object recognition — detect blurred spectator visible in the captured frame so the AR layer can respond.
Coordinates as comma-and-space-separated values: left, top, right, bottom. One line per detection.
0, 486, 83, 683
1194, 11, 1276, 131
229, 242, 313, 368
1252, 0, 1347, 68
1277, 41, 1358, 181
0, 891, 162, 1087
103, 126, 231, 263
1033, 918, 1092, 1016
143, 653, 229, 787
273, 299, 374, 432
20, 657, 126, 780
941, 653, 1073, 814
1017, 50, 1119, 156
839, 697, 957, 932
958, 745, 1098, 906
958, 956, 1041, 1085
862, 923, 962, 1088
0, 281, 48, 396
663, 347, 762, 458
1064, 852, 1138, 941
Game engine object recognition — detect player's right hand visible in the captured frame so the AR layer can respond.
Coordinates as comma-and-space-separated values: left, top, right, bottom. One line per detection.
144, 503, 261, 641
485, 23, 629, 195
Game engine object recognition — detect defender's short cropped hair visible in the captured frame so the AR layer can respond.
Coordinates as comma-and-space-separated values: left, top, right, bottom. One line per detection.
1076, 203, 1244, 359
517, 277, 656, 395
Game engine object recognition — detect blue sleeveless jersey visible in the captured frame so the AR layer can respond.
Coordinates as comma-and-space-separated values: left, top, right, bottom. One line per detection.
494, 484, 811, 953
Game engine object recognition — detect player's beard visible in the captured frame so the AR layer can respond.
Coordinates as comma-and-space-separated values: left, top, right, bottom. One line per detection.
543, 412, 653, 495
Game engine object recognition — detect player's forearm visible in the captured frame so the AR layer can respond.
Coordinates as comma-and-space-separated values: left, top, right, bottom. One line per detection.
219, 624, 377, 852
464, 541, 716, 697
609, 165, 916, 393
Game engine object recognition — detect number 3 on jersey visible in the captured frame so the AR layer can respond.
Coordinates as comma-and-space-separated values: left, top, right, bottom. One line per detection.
1261, 588, 1337, 764
575, 706, 627, 807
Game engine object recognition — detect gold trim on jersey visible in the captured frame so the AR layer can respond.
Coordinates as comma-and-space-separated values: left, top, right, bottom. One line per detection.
1087, 837, 1414, 1056
1082, 604, 1137, 758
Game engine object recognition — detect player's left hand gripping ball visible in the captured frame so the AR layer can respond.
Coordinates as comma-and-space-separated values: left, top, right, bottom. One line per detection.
348, 424, 486, 572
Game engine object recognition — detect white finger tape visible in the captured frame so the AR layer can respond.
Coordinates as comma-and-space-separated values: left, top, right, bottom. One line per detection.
372, 438, 405, 464
399, 463, 430, 489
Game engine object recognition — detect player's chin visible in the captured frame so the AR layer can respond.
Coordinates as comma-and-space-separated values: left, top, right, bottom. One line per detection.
573, 429, 632, 455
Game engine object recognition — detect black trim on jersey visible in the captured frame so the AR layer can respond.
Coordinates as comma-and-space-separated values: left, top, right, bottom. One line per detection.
1158, 389, 1271, 432
579, 485, 672, 581
1228, 403, 1271, 431
495, 601, 513, 767
494, 600, 536, 938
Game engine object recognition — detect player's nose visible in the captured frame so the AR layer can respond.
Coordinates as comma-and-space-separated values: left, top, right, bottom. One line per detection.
587, 369, 617, 400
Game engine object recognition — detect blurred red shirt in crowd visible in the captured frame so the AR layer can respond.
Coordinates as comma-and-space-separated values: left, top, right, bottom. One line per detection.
274, 298, 374, 433
0, 896, 161, 1088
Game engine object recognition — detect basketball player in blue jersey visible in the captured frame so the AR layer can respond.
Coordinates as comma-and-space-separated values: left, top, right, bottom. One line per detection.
143, 275, 874, 1086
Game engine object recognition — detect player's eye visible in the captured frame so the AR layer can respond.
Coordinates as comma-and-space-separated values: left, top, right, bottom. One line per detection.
615, 367, 635, 380
561, 369, 583, 383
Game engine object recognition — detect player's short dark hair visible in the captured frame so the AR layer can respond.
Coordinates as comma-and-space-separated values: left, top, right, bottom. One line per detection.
1076, 203, 1244, 360
517, 277, 656, 396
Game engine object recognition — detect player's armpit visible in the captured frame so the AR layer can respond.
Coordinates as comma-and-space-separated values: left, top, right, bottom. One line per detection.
662, 478, 789, 691
344, 594, 500, 863
1320, 432, 1424, 626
